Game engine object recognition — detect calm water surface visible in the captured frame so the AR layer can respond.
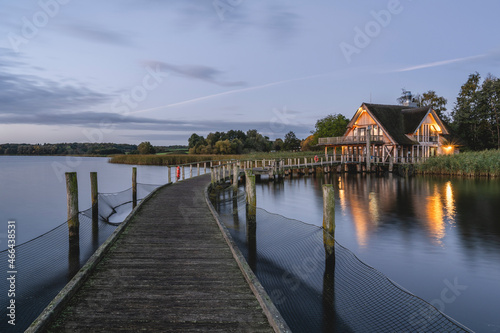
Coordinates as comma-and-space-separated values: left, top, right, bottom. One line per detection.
0, 156, 203, 331
250, 173, 500, 332
1, 157, 498, 332
0, 156, 182, 246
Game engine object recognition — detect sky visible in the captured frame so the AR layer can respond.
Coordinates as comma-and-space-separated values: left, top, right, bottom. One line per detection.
1, 0, 500, 146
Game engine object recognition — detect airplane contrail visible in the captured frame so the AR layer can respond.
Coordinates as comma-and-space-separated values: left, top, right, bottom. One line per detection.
394, 53, 489, 73
125, 72, 333, 116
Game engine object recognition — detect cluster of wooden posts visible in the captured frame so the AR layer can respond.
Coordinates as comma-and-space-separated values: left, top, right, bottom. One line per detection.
209, 156, 398, 187
212, 161, 336, 259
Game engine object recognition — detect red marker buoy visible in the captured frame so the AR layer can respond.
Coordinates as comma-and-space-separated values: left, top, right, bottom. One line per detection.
176, 166, 181, 179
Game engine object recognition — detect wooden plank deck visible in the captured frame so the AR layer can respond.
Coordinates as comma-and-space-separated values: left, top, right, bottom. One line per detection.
45, 174, 274, 332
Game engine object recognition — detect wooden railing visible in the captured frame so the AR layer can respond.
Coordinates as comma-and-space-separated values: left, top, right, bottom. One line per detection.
318, 135, 384, 145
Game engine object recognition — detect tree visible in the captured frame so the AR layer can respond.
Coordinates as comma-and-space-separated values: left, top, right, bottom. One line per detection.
244, 129, 271, 152
188, 133, 205, 149
477, 75, 500, 149
421, 91, 448, 120
301, 135, 318, 151
397, 90, 449, 119
283, 131, 301, 151
313, 114, 349, 139
451, 73, 484, 150
137, 141, 156, 154
214, 139, 231, 154
272, 138, 284, 151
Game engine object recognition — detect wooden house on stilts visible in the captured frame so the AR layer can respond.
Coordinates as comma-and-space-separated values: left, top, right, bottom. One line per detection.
318, 101, 458, 164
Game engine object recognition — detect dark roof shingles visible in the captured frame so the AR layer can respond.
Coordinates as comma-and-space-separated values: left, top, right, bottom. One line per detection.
363, 103, 418, 145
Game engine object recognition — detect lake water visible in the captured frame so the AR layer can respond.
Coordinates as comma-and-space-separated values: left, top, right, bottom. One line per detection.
1, 157, 499, 332
0, 156, 197, 247
214, 172, 500, 333
0, 156, 202, 332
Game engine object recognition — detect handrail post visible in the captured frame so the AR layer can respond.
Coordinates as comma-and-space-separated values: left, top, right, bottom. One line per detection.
132, 167, 137, 208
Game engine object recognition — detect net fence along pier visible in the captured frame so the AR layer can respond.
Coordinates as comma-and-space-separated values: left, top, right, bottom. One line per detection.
212, 187, 474, 333
0, 182, 162, 332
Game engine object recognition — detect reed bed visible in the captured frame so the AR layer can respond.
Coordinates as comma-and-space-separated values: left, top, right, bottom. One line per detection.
416, 150, 500, 177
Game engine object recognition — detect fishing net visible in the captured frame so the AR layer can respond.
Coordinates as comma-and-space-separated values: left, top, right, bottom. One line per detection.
212, 187, 473, 333
0, 182, 162, 332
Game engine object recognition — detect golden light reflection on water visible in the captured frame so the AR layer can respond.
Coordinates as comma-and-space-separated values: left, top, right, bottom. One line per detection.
350, 199, 372, 248
444, 181, 456, 222
425, 184, 445, 245
368, 192, 380, 224
340, 175, 457, 247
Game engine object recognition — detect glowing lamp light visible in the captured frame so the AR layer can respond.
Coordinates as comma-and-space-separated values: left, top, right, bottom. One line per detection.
431, 124, 442, 132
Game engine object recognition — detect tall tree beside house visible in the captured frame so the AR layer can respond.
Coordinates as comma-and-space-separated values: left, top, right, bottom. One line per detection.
421, 91, 449, 121
450, 72, 500, 150
397, 90, 449, 121
313, 114, 349, 143
137, 141, 156, 154
478, 75, 500, 149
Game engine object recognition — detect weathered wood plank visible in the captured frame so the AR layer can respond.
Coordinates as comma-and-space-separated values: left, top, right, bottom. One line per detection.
46, 174, 274, 332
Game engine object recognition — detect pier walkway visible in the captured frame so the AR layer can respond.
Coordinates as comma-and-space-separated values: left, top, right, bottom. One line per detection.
39, 174, 275, 332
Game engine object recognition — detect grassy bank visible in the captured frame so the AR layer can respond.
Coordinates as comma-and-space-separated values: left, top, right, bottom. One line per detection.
109, 151, 321, 166
416, 150, 500, 177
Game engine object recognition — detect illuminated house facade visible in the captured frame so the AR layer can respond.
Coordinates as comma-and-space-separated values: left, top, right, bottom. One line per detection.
318, 103, 457, 162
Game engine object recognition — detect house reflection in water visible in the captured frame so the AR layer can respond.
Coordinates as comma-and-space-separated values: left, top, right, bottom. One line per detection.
338, 175, 457, 247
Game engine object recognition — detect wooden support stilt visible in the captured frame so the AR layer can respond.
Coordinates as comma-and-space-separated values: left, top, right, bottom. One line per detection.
66, 172, 79, 239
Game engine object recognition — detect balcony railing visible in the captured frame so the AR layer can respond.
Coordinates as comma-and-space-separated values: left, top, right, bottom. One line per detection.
318, 135, 384, 145
411, 135, 438, 143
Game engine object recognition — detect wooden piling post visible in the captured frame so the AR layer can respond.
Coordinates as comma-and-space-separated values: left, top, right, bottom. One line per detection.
132, 167, 137, 208
168, 167, 172, 183
233, 163, 239, 190
66, 172, 79, 238
182, 166, 186, 180
190, 164, 193, 178
197, 163, 200, 176
245, 170, 256, 212
323, 184, 335, 255
90, 172, 98, 229
366, 126, 371, 171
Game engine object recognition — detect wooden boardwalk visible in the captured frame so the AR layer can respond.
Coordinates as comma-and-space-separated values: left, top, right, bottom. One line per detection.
44, 174, 274, 332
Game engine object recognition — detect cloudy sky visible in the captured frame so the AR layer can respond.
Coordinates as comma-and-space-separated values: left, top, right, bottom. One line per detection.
1, 0, 499, 145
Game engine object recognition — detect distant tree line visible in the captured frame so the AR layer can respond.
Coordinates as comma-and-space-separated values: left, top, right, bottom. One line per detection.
188, 129, 302, 154
0, 143, 138, 156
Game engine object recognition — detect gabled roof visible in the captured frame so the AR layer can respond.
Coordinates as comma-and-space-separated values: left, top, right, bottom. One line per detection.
360, 103, 417, 145
401, 107, 431, 133
344, 103, 452, 146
